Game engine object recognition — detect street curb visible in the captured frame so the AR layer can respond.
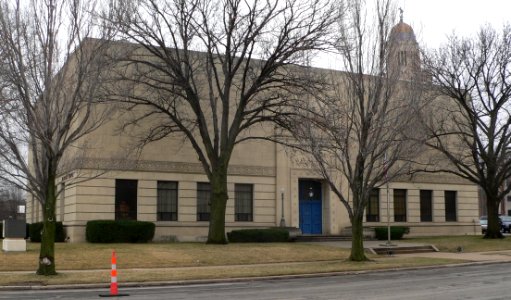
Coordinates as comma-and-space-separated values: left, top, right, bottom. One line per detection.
1, 260, 510, 291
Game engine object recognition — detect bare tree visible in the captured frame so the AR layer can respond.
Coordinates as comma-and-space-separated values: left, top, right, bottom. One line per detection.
290, 0, 424, 261
420, 25, 511, 239
0, 0, 113, 275
106, 0, 337, 244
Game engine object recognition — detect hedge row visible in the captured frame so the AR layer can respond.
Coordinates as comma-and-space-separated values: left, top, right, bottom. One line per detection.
86, 220, 155, 243
227, 228, 289, 243
2, 220, 156, 243
374, 226, 410, 240
29, 222, 66, 242
0, 222, 64, 242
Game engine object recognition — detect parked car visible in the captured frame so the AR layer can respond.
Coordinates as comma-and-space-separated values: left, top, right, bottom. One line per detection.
480, 215, 509, 234
480, 216, 487, 234
501, 216, 511, 233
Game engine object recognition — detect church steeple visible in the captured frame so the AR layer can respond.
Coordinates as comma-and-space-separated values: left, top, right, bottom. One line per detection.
388, 11, 421, 81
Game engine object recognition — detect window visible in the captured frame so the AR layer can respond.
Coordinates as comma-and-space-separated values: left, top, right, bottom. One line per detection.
197, 182, 211, 221
366, 188, 380, 222
445, 191, 457, 222
398, 51, 407, 66
420, 190, 433, 222
299, 180, 322, 201
115, 179, 138, 220
157, 181, 178, 221
235, 184, 253, 222
393, 189, 407, 222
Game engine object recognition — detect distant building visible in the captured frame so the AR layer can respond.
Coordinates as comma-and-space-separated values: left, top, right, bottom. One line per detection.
0, 187, 25, 221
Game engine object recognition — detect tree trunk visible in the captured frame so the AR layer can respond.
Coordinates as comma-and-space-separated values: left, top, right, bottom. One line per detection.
207, 168, 229, 244
484, 193, 503, 239
36, 173, 57, 275
349, 214, 369, 261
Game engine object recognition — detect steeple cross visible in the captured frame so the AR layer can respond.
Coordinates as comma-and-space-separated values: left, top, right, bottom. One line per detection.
399, 7, 403, 23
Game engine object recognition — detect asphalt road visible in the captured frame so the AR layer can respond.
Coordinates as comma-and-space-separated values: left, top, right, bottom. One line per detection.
2, 263, 511, 300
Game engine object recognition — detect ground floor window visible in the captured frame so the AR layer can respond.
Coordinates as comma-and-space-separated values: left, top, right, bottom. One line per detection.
445, 190, 457, 222
420, 190, 433, 222
197, 182, 211, 221
366, 188, 379, 222
235, 184, 253, 222
393, 189, 407, 222
115, 179, 138, 220
157, 181, 178, 221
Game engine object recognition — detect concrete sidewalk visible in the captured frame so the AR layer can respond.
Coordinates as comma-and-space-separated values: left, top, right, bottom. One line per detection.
399, 250, 511, 262
304, 240, 511, 262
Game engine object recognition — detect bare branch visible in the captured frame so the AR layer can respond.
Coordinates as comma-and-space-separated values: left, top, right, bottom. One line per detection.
420, 24, 511, 238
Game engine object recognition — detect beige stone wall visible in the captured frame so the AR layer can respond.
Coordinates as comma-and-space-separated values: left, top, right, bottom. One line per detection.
54, 170, 479, 242
57, 169, 278, 242
24, 116, 481, 242
26, 123, 481, 242
27, 163, 480, 242
364, 181, 479, 235
24, 41, 482, 242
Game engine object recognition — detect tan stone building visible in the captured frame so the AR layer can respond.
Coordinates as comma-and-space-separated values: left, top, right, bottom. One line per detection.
26, 20, 481, 242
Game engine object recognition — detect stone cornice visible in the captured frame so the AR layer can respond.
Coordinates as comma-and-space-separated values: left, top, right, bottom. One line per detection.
78, 158, 275, 177
399, 173, 473, 185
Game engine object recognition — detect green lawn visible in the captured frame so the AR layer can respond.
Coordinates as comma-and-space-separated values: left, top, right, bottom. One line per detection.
0, 241, 461, 286
402, 235, 511, 252
0, 242, 348, 271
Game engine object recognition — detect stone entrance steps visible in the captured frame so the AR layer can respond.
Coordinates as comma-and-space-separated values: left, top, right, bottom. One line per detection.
295, 235, 439, 255
295, 235, 355, 242
368, 245, 439, 255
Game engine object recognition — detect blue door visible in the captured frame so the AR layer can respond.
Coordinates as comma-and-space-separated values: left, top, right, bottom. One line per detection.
299, 180, 322, 234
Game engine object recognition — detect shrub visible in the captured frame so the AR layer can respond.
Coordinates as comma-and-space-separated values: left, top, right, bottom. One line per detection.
227, 228, 289, 243
29, 222, 66, 242
86, 220, 155, 243
374, 226, 409, 240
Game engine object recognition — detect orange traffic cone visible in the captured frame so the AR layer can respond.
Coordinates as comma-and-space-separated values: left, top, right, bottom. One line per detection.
99, 250, 129, 297
110, 250, 119, 295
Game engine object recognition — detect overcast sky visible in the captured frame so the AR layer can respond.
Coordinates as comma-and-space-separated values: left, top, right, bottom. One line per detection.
400, 0, 510, 48
314, 0, 510, 69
